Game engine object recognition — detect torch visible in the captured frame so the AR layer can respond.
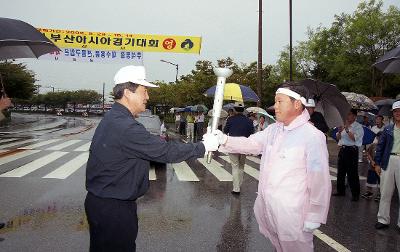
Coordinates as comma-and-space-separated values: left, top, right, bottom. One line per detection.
207, 67, 233, 163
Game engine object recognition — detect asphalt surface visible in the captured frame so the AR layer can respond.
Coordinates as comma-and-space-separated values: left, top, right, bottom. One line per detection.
0, 113, 399, 252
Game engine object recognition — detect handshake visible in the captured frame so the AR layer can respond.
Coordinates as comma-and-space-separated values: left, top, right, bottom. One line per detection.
201, 127, 228, 153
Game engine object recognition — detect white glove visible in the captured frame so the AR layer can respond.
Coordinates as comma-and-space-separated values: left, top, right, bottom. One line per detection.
303, 221, 320, 232
212, 129, 228, 145
202, 127, 219, 153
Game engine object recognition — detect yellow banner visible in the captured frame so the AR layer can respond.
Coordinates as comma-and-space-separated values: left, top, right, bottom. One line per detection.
38, 28, 202, 54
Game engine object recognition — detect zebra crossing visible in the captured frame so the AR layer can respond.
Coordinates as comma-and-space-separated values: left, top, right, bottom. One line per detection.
0, 137, 363, 182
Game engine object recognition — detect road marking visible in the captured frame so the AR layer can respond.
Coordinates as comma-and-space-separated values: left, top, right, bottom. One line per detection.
46, 139, 82, 151
171, 162, 200, 181
0, 138, 18, 144
19, 139, 63, 150
0, 151, 68, 177
198, 157, 232, 181
219, 155, 260, 180
73, 141, 91, 152
0, 139, 40, 149
0, 150, 41, 166
149, 166, 156, 181
43, 152, 89, 179
313, 229, 351, 252
247, 155, 261, 164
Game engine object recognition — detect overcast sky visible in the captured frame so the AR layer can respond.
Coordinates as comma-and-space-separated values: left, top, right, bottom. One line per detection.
1, 0, 398, 98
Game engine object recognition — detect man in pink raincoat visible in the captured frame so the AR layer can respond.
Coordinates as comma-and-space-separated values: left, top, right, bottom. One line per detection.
207, 83, 331, 252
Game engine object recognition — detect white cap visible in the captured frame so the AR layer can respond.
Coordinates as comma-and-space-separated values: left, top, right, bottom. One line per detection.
114, 65, 159, 88
392, 100, 400, 111
234, 101, 244, 107
306, 98, 316, 107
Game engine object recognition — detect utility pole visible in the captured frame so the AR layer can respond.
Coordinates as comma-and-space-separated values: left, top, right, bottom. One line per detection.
257, 0, 263, 107
102, 82, 105, 113
289, 0, 293, 81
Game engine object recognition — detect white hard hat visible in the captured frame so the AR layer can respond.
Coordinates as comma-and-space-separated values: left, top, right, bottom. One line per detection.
114, 65, 159, 88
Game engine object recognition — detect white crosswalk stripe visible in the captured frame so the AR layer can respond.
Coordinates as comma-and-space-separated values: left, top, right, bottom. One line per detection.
198, 157, 233, 181
171, 162, 200, 181
0, 138, 19, 144
246, 156, 261, 164
0, 138, 40, 149
43, 152, 89, 179
0, 151, 68, 177
0, 150, 41, 166
149, 166, 156, 181
46, 140, 82, 151
73, 142, 91, 152
218, 155, 260, 180
19, 138, 63, 150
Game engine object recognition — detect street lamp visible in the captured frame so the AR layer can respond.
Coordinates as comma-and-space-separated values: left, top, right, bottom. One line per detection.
160, 59, 179, 82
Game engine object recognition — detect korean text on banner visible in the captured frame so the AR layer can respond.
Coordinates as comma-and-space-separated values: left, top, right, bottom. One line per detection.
39, 47, 144, 64
38, 28, 202, 54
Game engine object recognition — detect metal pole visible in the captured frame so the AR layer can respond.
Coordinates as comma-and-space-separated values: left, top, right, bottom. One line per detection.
257, 0, 263, 107
102, 82, 105, 113
289, 0, 293, 81
175, 64, 179, 82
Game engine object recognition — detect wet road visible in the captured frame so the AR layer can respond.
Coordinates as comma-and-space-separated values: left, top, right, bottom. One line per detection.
0, 113, 399, 251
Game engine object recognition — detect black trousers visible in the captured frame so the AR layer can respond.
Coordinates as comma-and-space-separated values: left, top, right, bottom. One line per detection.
337, 146, 360, 197
85, 192, 138, 252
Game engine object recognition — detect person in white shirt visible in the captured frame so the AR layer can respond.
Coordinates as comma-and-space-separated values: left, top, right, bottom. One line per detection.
196, 112, 205, 140
333, 108, 364, 201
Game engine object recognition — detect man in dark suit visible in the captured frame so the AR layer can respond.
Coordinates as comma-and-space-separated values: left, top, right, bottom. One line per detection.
223, 102, 254, 194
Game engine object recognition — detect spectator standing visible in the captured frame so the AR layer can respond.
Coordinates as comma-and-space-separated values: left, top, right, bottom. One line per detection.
186, 112, 195, 142
175, 112, 181, 132
223, 102, 254, 194
305, 98, 329, 134
374, 100, 400, 230
333, 109, 364, 201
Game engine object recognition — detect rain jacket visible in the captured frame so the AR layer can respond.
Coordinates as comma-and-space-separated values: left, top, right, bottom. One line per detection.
219, 109, 331, 242
374, 124, 395, 170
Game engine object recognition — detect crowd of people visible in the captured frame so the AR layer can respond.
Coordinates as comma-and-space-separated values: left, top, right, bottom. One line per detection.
1, 63, 398, 252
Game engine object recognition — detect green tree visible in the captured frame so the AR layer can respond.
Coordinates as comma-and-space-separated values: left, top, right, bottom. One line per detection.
0, 61, 35, 99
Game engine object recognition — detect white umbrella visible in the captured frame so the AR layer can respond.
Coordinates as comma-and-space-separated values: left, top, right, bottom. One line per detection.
246, 107, 267, 114
208, 109, 228, 118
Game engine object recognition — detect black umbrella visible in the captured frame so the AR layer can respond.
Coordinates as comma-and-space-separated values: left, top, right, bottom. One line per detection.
373, 45, 400, 74
298, 79, 351, 128
374, 98, 395, 116
0, 17, 60, 60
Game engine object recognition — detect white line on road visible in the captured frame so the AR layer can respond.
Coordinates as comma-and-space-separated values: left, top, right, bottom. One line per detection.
246, 155, 261, 164
73, 141, 91, 152
46, 140, 82, 151
149, 166, 156, 181
0, 150, 41, 166
171, 162, 200, 181
218, 155, 260, 180
19, 139, 63, 150
0, 151, 68, 177
43, 152, 89, 179
0, 139, 40, 149
313, 229, 351, 252
198, 157, 232, 181
0, 138, 18, 144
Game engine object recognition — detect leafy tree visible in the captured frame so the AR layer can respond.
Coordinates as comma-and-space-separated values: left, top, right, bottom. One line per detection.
0, 61, 35, 99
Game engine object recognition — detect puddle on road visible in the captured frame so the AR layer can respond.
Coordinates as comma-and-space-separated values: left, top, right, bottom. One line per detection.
0, 201, 88, 235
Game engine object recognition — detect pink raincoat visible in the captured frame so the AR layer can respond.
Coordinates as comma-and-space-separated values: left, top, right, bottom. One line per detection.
220, 110, 331, 246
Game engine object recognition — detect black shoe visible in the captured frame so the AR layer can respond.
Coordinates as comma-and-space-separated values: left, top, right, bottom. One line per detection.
0, 222, 4, 229
332, 193, 345, 197
351, 196, 359, 202
375, 222, 389, 229
374, 194, 381, 202
231, 191, 240, 195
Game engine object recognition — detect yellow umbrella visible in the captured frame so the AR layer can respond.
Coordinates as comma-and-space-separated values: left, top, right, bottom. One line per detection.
204, 83, 260, 103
